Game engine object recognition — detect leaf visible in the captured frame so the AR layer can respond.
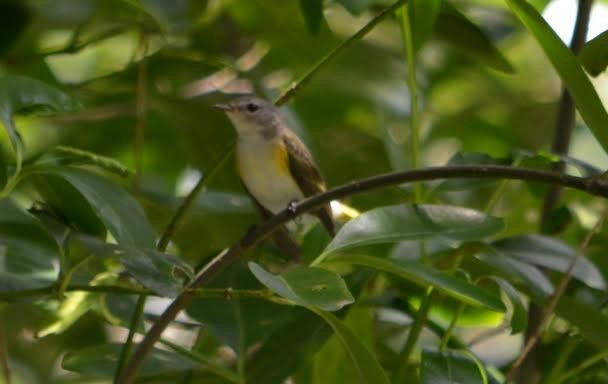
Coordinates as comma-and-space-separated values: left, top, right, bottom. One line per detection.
555, 296, 608, 349
310, 308, 390, 384
322, 204, 504, 256
249, 262, 354, 311
300, 0, 324, 35
34, 166, 156, 248
37, 291, 97, 337
0, 199, 59, 292
437, 152, 509, 192
334, 0, 374, 15
481, 276, 527, 334
435, 4, 513, 73
505, 0, 608, 153
74, 234, 191, 297
580, 30, 608, 77
420, 349, 487, 384
0, 75, 79, 175
492, 235, 605, 291
326, 254, 504, 311
409, 0, 441, 54
0, 1, 30, 55
62, 343, 199, 378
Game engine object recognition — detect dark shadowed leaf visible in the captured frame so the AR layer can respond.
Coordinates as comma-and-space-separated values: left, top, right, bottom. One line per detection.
555, 296, 608, 349
480, 276, 527, 333
310, 308, 390, 384
505, 0, 608, 153
323, 204, 503, 256
249, 262, 354, 311
420, 349, 487, 384
437, 152, 509, 191
326, 254, 504, 311
300, 0, 324, 35
62, 343, 199, 377
580, 30, 608, 77
409, 0, 441, 54
0, 199, 59, 292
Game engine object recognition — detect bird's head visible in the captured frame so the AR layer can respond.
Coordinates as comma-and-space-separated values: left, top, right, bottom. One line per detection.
214, 96, 282, 139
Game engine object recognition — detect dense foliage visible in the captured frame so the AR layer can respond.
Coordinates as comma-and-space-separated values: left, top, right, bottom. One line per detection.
1, 0, 608, 383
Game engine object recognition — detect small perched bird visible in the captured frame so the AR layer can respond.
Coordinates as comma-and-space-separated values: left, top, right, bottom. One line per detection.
215, 95, 334, 260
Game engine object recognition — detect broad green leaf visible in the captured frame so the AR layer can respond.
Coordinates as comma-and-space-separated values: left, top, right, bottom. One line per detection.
476, 247, 554, 298
492, 235, 605, 291
62, 343, 199, 378
322, 204, 503, 256
326, 254, 505, 311
0, 199, 59, 292
555, 296, 608, 349
187, 262, 292, 354
481, 276, 527, 334
34, 166, 156, 248
335, 0, 374, 15
435, 4, 513, 73
505, 0, 608, 153
300, 0, 324, 35
75, 234, 191, 297
580, 30, 608, 76
310, 308, 390, 384
249, 262, 354, 311
421, 349, 487, 384
409, 0, 441, 54
0, 75, 79, 176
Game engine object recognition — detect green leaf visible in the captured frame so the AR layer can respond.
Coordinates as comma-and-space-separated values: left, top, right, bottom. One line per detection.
409, 0, 441, 54
555, 296, 608, 349
580, 30, 608, 77
62, 343, 199, 378
492, 235, 605, 291
435, 4, 513, 73
0, 1, 30, 55
322, 204, 503, 256
249, 262, 354, 311
310, 308, 390, 384
334, 0, 374, 15
74, 234, 191, 297
326, 254, 505, 311
421, 349, 487, 384
300, 0, 324, 35
0, 199, 59, 292
437, 152, 508, 192
0, 75, 79, 176
34, 166, 156, 248
481, 276, 527, 334
505, 0, 608, 153
37, 291, 97, 337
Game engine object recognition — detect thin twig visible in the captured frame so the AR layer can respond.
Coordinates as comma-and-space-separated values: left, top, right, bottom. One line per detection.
0, 325, 11, 384
119, 164, 608, 383
274, 0, 407, 106
506, 208, 606, 382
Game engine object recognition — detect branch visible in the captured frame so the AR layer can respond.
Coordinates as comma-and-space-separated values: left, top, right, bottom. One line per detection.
119, 164, 608, 383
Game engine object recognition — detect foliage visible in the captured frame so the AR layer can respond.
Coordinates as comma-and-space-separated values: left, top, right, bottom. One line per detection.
1, 0, 608, 383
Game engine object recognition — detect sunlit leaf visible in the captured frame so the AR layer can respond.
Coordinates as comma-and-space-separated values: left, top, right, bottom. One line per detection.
249, 262, 354, 311
505, 0, 608, 153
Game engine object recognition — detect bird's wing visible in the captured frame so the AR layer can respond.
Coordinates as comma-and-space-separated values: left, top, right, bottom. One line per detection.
282, 129, 335, 236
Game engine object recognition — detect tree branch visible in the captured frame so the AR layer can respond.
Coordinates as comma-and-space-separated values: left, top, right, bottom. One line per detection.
119, 164, 608, 383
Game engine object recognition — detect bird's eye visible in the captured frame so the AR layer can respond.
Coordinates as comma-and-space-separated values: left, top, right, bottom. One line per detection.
246, 103, 259, 113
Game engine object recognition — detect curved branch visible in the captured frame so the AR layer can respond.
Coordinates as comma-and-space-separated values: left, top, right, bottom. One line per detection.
119, 165, 608, 383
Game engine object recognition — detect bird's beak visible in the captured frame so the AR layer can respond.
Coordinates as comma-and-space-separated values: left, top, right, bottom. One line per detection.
213, 103, 233, 112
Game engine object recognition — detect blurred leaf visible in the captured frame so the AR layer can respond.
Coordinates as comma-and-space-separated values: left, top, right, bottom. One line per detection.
37, 291, 96, 337
539, 205, 572, 234
249, 262, 354, 311
0, 1, 30, 54
409, 0, 441, 54
580, 30, 608, 77
420, 349, 487, 384
300, 0, 324, 35
35, 166, 156, 248
310, 307, 390, 384
62, 343, 199, 377
482, 276, 527, 333
555, 296, 608, 349
505, 0, 608, 153
327, 254, 505, 310
334, 0, 374, 15
323, 204, 504, 256
0, 199, 59, 292
437, 152, 509, 191
435, 4, 514, 73
492, 235, 605, 291
476, 246, 554, 298
74, 234, 190, 297
0, 75, 79, 175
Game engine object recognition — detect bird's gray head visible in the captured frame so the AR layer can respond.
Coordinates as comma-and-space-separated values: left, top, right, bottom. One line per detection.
214, 96, 283, 139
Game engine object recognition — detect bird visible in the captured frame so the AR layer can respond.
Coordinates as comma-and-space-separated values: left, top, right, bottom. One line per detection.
214, 95, 335, 260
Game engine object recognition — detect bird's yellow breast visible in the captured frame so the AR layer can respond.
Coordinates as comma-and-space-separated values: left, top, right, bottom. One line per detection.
236, 135, 304, 213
